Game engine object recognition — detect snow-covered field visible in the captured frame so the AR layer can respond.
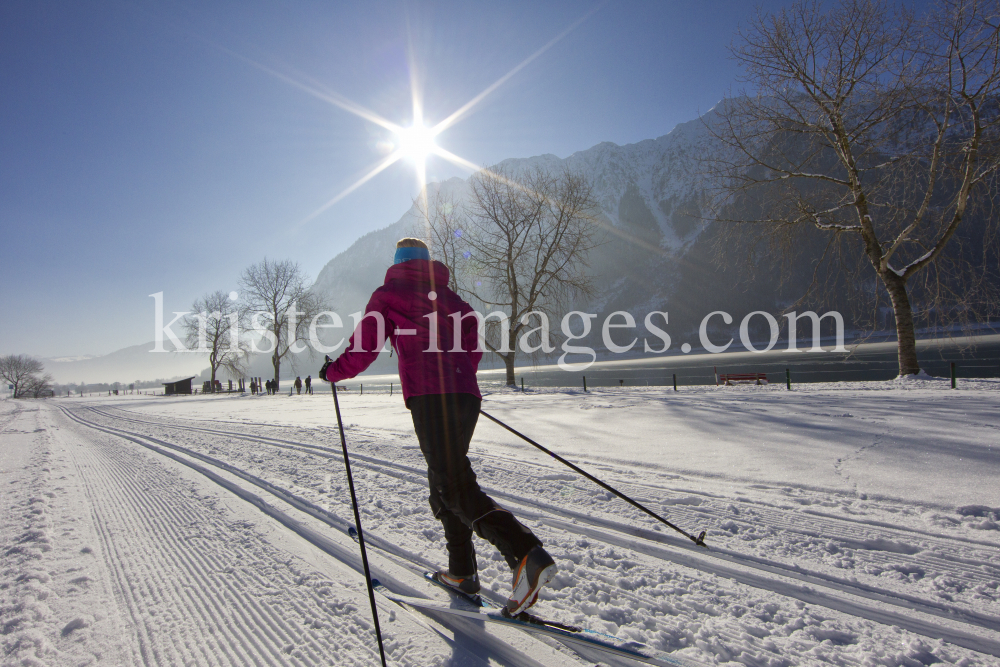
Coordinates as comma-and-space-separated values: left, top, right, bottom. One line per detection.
2, 377, 998, 666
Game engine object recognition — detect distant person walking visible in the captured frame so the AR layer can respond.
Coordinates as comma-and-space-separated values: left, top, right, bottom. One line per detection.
250, 379, 257, 395
319, 237, 556, 615
304, 375, 312, 395
294, 376, 302, 395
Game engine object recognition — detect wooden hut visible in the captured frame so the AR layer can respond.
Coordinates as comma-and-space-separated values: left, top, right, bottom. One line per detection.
162, 376, 195, 395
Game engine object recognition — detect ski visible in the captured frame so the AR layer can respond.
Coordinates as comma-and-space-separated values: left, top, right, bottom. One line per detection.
424, 570, 488, 607
349, 526, 702, 666
423, 571, 583, 633
371, 578, 700, 667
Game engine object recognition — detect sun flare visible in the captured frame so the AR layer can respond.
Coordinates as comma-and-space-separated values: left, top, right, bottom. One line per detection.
396, 123, 438, 163
270, 5, 598, 227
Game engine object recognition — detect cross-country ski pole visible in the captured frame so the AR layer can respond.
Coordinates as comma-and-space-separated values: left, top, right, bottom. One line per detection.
479, 409, 708, 549
331, 380, 388, 667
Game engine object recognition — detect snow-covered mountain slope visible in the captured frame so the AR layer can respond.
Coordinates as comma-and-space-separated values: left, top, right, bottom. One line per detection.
310, 110, 721, 322
311, 177, 470, 320
499, 112, 718, 249
44, 340, 208, 385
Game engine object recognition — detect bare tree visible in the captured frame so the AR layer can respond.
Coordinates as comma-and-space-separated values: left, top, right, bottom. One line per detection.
709, 0, 1000, 375
432, 166, 599, 385
0, 354, 46, 398
22, 373, 54, 398
183, 290, 249, 391
239, 258, 325, 388
416, 189, 467, 292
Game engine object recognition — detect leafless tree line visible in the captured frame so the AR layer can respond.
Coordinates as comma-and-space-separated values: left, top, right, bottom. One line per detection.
417, 165, 602, 385
183, 259, 327, 391
709, 0, 1000, 375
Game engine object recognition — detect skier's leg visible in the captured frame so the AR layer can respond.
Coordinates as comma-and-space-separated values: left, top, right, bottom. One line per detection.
426, 473, 476, 575
410, 393, 541, 570
451, 395, 541, 569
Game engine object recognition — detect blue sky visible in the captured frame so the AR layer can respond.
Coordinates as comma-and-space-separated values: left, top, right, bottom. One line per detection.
0, 0, 799, 357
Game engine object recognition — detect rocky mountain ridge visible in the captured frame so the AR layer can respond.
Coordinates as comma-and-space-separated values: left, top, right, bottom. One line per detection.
311, 107, 722, 323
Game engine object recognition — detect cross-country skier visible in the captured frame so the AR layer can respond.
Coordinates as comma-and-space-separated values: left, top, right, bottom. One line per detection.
319, 237, 557, 615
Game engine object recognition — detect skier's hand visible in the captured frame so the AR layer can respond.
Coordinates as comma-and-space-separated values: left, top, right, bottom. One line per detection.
319, 355, 334, 382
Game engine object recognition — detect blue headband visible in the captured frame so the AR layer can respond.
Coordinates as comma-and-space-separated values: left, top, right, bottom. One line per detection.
394, 247, 430, 264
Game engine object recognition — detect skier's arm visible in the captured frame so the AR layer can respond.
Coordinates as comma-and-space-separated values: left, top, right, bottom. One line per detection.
321, 293, 388, 383
461, 302, 484, 369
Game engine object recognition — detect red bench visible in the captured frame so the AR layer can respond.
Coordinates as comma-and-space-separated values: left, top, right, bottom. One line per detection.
718, 372, 768, 386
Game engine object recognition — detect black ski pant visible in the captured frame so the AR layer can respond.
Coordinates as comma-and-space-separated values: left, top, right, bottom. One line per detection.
409, 393, 541, 574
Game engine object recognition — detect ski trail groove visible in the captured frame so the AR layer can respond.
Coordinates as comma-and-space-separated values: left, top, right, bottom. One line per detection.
59, 410, 402, 666
72, 430, 247, 664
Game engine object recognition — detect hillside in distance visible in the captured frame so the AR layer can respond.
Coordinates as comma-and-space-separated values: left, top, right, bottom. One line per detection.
310, 110, 722, 338
44, 339, 208, 385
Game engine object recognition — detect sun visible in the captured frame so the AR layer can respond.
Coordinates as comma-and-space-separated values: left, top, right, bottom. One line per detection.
396, 123, 437, 163
262, 4, 600, 227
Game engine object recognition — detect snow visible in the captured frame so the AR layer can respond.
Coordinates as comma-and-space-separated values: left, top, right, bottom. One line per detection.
2, 378, 998, 666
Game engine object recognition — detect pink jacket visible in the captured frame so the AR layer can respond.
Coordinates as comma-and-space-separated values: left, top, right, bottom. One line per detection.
322, 260, 483, 403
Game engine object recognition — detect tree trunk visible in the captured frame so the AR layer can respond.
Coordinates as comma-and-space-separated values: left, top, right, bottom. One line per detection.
503, 353, 516, 386
882, 272, 921, 376
272, 354, 281, 391
209, 352, 217, 393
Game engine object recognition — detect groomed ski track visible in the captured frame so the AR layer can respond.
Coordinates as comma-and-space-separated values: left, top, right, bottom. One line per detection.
53, 400, 1000, 666
54, 406, 587, 667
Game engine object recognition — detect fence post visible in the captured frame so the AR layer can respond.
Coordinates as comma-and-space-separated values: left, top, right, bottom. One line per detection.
786, 368, 791, 391
521, 377, 525, 392
582, 376, 587, 392
673, 373, 677, 391
951, 362, 956, 389
714, 366, 718, 386
390, 382, 393, 396
361, 383, 363, 395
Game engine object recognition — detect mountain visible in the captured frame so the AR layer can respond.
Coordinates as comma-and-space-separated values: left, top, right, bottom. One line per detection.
44, 340, 208, 385
312, 177, 472, 318
500, 113, 717, 245
308, 100, 955, 359
310, 110, 723, 331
